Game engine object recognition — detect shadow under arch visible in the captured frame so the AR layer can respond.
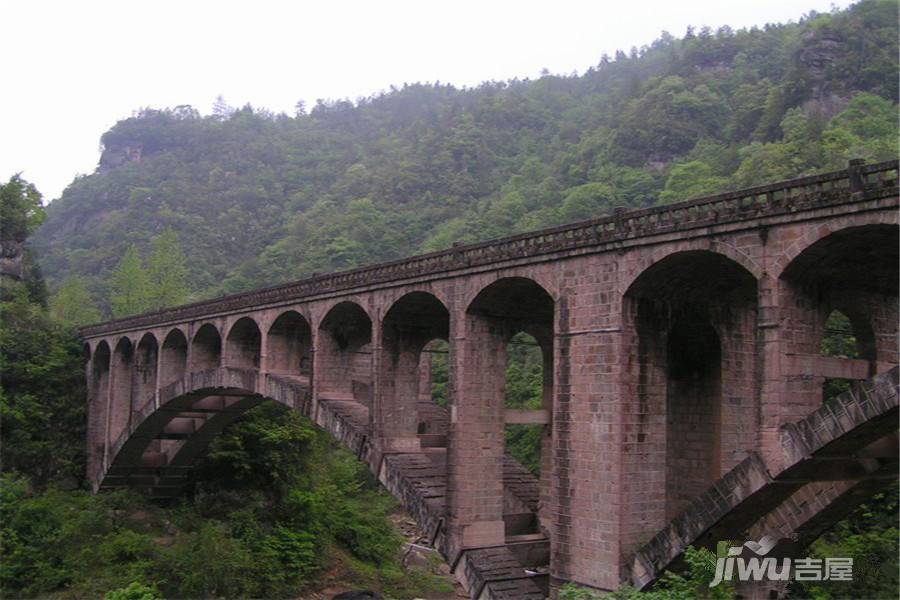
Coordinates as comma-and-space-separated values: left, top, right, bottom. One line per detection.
109, 337, 135, 455
267, 310, 312, 378
451, 277, 555, 543
779, 224, 899, 413
135, 332, 159, 413
378, 291, 450, 451
88, 340, 111, 481
191, 323, 221, 372
622, 249, 758, 548
225, 317, 262, 370
161, 328, 188, 387
316, 301, 373, 405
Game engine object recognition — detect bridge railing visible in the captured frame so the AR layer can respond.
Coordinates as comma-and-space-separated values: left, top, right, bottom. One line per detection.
81, 159, 898, 337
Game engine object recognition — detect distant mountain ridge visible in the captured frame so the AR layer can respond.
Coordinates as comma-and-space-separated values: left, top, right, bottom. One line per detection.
32, 0, 898, 315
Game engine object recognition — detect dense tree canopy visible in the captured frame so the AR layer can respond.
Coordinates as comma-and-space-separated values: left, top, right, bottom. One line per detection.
31, 0, 898, 317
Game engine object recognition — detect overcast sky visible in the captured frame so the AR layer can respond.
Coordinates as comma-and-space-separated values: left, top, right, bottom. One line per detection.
2, 0, 852, 203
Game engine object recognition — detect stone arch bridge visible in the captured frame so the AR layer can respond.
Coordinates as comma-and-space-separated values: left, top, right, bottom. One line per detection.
81, 160, 899, 598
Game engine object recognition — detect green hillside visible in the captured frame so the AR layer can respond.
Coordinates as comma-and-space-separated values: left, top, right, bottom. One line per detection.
32, 0, 897, 315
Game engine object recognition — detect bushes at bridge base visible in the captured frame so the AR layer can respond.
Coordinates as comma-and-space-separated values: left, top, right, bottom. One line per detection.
787, 483, 899, 600
559, 547, 735, 600
0, 403, 452, 598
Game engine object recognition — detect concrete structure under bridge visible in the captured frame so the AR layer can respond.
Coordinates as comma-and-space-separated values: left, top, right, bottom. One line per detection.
81, 160, 899, 598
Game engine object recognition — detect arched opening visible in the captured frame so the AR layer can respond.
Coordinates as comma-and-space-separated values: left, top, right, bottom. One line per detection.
89, 341, 111, 475
819, 309, 875, 403
266, 311, 312, 378
225, 317, 262, 370
379, 292, 450, 451
109, 337, 134, 450
190, 324, 221, 372
134, 333, 159, 413
161, 329, 188, 387
317, 302, 373, 404
624, 250, 757, 537
781, 224, 898, 412
419, 339, 449, 437
459, 277, 555, 540
504, 331, 546, 477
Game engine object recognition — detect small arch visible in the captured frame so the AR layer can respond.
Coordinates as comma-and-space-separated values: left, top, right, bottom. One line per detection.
467, 277, 555, 327
780, 224, 898, 410
504, 331, 548, 479
89, 341, 111, 474
820, 310, 864, 360
225, 317, 262, 370
191, 323, 222, 372
319, 301, 372, 349
462, 277, 555, 537
819, 309, 876, 403
92, 341, 111, 382
421, 338, 450, 408
380, 292, 450, 449
266, 311, 312, 377
318, 301, 373, 404
134, 333, 159, 412
161, 328, 188, 386
109, 337, 135, 450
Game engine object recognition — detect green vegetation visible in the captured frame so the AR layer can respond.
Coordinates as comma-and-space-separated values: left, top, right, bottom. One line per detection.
505, 332, 545, 475
1, 176, 450, 598
792, 484, 899, 599
109, 245, 150, 318
820, 310, 859, 402
0, 404, 446, 598
1, 174, 45, 241
104, 228, 190, 319
559, 547, 735, 599
32, 1, 898, 316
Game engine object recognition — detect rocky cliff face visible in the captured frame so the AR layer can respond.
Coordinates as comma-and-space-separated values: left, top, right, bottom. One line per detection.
800, 29, 842, 83
98, 144, 142, 172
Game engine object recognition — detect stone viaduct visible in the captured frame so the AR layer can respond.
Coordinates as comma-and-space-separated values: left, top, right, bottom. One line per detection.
81, 159, 899, 598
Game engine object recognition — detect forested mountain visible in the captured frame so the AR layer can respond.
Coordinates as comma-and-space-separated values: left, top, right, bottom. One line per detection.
33, 0, 898, 316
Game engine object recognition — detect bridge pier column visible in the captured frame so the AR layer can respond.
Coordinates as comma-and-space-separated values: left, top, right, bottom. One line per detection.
257, 328, 269, 395
374, 335, 422, 453
549, 295, 626, 591
758, 274, 786, 470
445, 316, 506, 558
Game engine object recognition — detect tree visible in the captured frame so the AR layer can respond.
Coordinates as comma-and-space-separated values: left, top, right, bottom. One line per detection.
558, 183, 616, 223
660, 161, 729, 203
146, 229, 189, 310
0, 174, 45, 243
50, 277, 101, 327
110, 245, 150, 318
212, 94, 234, 119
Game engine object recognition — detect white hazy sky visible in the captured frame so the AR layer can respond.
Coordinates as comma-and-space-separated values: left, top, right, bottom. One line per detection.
2, 0, 852, 203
